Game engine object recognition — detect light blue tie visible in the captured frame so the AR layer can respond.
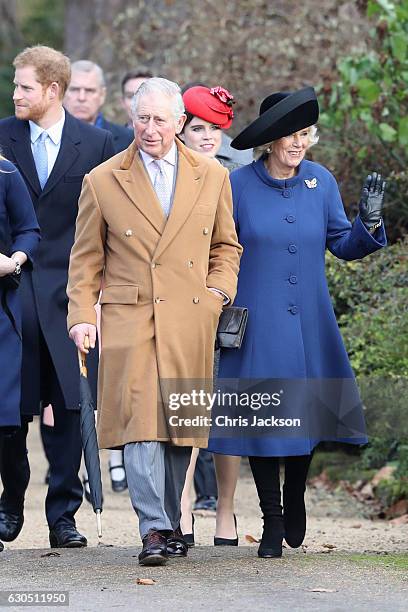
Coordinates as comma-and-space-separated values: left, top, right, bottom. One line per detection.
33, 131, 49, 189
153, 159, 172, 217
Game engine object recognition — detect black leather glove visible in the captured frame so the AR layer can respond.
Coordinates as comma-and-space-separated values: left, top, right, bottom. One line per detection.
359, 171, 386, 230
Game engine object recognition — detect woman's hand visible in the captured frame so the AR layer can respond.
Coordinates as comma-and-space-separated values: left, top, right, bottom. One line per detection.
359, 172, 386, 230
0, 253, 17, 277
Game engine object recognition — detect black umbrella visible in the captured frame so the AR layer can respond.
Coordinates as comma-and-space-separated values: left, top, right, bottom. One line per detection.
78, 340, 103, 537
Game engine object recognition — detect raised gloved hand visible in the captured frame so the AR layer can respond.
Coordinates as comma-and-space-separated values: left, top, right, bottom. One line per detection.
359, 171, 386, 230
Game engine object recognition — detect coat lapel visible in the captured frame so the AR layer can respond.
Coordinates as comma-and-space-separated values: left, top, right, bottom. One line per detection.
113, 141, 166, 235
9, 119, 41, 196
41, 112, 80, 198
154, 140, 206, 260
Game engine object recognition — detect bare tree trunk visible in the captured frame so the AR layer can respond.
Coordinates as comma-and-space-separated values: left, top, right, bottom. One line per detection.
64, 0, 125, 62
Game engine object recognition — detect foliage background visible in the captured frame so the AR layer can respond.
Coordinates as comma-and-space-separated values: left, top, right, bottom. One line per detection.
0, 0, 407, 498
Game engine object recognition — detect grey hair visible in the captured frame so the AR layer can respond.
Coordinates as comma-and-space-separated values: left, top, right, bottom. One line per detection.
70, 60, 106, 87
253, 125, 319, 160
131, 77, 185, 123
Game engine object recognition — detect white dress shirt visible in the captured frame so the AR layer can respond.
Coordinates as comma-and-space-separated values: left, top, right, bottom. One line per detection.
29, 109, 65, 178
139, 141, 177, 192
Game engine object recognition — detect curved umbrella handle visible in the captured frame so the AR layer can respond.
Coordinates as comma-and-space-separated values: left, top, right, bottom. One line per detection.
78, 335, 90, 377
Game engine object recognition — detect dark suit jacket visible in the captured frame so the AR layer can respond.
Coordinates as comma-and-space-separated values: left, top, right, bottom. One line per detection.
0, 111, 114, 414
98, 116, 133, 154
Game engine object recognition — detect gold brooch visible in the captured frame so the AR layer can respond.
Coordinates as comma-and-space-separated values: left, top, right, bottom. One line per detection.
304, 178, 317, 189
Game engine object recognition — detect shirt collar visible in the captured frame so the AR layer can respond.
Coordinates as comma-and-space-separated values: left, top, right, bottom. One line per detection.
139, 141, 177, 168
29, 109, 66, 145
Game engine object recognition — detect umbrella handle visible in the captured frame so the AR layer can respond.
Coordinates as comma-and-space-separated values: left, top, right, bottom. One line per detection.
78, 335, 90, 378
96, 509, 102, 538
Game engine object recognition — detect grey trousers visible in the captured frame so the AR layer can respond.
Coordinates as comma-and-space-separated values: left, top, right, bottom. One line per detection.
124, 441, 191, 539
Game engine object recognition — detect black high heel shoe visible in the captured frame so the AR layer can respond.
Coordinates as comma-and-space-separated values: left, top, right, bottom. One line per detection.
109, 462, 128, 493
181, 514, 195, 548
214, 513, 238, 546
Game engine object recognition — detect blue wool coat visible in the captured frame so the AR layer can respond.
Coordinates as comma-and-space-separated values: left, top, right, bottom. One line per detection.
208, 158, 386, 457
0, 160, 40, 428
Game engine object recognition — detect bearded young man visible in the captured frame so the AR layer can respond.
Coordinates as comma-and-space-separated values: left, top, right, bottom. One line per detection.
0, 45, 114, 549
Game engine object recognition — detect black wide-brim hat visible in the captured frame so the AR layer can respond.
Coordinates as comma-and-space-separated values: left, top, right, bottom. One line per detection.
231, 86, 319, 150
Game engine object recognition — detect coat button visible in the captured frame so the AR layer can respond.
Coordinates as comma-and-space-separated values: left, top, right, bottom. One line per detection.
286, 214, 296, 223
282, 189, 291, 198
289, 275, 298, 284
151, 262, 156, 269
288, 244, 297, 253
203, 227, 209, 235
188, 260, 193, 268
289, 305, 299, 314
154, 297, 160, 304
125, 229, 133, 236
193, 297, 199, 304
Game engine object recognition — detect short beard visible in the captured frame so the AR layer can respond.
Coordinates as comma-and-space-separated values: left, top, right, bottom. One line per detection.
15, 99, 49, 124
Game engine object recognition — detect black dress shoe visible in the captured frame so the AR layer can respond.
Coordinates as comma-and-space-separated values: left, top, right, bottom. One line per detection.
283, 484, 306, 548
138, 529, 168, 566
167, 527, 188, 557
0, 503, 24, 542
109, 463, 128, 493
214, 513, 238, 546
49, 524, 87, 548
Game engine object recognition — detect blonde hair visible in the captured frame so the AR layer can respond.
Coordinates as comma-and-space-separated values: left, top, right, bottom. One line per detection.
13, 45, 71, 99
253, 125, 319, 161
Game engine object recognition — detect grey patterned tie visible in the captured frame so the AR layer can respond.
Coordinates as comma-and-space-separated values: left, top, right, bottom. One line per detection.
33, 131, 49, 189
152, 159, 171, 217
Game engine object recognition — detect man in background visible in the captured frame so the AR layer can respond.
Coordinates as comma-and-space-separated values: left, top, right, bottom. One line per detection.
65, 60, 133, 154
120, 68, 153, 128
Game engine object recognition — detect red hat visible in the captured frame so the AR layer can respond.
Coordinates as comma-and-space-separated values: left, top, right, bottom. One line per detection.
183, 86, 235, 129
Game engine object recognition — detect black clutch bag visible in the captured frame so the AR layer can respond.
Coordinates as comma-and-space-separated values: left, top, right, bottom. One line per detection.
0, 237, 20, 290
216, 306, 248, 349
0, 272, 20, 290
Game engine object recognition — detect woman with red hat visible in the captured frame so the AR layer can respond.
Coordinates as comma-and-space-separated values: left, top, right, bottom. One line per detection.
178, 85, 242, 549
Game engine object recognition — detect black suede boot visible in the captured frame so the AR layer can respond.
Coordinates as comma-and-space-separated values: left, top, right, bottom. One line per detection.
283, 453, 314, 548
249, 456, 283, 558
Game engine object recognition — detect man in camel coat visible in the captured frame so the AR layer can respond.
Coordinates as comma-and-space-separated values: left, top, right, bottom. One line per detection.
67, 78, 242, 565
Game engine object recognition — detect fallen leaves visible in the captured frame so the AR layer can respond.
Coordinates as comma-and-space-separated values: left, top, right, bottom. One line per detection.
40, 552, 60, 557
136, 578, 156, 586
245, 534, 260, 544
322, 543, 336, 550
308, 587, 338, 593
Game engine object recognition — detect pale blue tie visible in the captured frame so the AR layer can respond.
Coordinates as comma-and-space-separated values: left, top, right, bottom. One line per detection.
152, 159, 172, 217
33, 131, 49, 189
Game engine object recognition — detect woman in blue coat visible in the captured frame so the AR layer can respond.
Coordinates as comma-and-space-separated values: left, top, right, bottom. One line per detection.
207, 87, 386, 557
0, 156, 40, 550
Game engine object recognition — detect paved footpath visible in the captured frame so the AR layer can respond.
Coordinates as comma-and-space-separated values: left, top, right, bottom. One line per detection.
0, 421, 407, 611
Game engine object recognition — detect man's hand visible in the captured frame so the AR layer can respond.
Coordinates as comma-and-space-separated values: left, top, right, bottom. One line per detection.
69, 323, 97, 353
0, 253, 17, 277
359, 171, 386, 229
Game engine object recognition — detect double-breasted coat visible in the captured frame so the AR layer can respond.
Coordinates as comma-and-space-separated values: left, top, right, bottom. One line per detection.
67, 139, 242, 449
208, 158, 387, 457
0, 159, 40, 428
0, 112, 114, 414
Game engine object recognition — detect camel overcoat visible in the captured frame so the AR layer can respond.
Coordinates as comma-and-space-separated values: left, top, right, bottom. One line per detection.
67, 139, 242, 449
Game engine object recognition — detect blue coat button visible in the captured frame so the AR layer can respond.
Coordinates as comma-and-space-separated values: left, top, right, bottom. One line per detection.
289, 275, 298, 284
282, 189, 291, 198
286, 214, 296, 223
288, 244, 297, 253
289, 305, 299, 314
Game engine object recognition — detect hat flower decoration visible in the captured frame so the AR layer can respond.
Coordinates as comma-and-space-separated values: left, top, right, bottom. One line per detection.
210, 86, 235, 120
